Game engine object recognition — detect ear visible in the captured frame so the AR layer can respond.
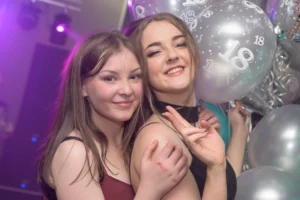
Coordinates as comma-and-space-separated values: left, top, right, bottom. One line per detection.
82, 84, 88, 97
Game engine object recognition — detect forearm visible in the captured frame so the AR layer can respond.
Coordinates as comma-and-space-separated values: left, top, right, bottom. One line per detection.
133, 182, 162, 200
202, 165, 227, 200
226, 126, 248, 176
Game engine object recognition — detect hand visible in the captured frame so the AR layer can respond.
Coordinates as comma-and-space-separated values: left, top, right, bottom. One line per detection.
228, 101, 248, 131
164, 106, 226, 169
199, 104, 220, 132
139, 140, 188, 198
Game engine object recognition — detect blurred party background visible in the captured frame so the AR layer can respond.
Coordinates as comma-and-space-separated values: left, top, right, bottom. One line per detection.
1, 0, 300, 199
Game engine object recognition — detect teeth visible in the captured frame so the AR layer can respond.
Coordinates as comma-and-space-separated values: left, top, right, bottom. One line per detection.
167, 67, 183, 75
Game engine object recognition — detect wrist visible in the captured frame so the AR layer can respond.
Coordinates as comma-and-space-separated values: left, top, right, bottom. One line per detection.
232, 125, 248, 136
207, 159, 226, 175
136, 181, 161, 200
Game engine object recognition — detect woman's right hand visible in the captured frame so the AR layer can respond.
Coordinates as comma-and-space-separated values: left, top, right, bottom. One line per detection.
164, 106, 226, 169
138, 140, 188, 198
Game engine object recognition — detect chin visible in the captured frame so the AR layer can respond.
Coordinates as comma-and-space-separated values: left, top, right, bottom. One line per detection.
171, 82, 191, 92
113, 112, 135, 123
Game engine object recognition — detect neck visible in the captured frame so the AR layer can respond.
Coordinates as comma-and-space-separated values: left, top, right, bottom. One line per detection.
91, 110, 124, 147
154, 87, 197, 107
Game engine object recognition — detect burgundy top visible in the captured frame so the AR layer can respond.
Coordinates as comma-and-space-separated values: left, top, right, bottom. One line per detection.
40, 136, 135, 200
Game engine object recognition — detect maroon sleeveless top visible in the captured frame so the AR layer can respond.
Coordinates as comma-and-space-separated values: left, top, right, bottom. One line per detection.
40, 136, 135, 200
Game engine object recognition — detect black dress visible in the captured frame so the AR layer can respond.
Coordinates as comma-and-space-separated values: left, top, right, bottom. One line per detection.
154, 100, 237, 200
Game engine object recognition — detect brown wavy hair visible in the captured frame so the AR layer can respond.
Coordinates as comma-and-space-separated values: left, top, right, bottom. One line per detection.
37, 31, 146, 187
124, 12, 200, 115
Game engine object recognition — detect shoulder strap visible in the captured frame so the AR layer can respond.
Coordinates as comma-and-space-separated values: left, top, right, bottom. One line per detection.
136, 122, 160, 135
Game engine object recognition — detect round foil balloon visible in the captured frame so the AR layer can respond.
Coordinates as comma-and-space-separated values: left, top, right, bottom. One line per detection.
130, 0, 215, 32
195, 0, 277, 103
236, 167, 300, 200
248, 105, 300, 177
129, 0, 157, 20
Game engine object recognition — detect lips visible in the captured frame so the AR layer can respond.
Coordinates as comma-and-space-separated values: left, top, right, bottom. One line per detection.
165, 65, 185, 75
113, 101, 133, 108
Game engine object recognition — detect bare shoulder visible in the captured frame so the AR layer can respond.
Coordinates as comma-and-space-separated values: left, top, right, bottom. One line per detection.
51, 130, 98, 184
50, 130, 105, 200
132, 115, 191, 168
135, 115, 183, 146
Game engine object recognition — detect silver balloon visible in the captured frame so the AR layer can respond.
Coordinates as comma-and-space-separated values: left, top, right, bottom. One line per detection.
236, 166, 300, 200
130, 0, 157, 20
195, 0, 277, 103
281, 38, 300, 71
130, 0, 215, 34
156, 0, 215, 35
248, 105, 300, 178
264, 0, 299, 33
241, 44, 300, 114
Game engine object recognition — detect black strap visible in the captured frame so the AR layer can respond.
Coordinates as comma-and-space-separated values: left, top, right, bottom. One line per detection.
62, 136, 83, 143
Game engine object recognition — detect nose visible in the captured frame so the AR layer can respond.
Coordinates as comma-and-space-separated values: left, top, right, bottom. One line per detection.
166, 47, 179, 63
118, 80, 133, 97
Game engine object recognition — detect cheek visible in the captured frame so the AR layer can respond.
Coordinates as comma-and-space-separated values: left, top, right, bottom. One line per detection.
90, 84, 114, 102
132, 82, 143, 98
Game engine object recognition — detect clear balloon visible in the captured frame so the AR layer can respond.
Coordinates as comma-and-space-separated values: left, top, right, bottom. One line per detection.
195, 0, 277, 103
130, 0, 215, 34
248, 105, 300, 178
264, 0, 299, 33
236, 166, 300, 200
129, 0, 157, 20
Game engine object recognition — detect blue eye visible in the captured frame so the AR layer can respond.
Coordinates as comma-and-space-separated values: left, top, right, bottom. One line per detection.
103, 76, 115, 82
130, 74, 141, 79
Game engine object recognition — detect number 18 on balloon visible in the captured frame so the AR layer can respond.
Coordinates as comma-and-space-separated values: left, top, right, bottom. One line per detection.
195, 0, 277, 103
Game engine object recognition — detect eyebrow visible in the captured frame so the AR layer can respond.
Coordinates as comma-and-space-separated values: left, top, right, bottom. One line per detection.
99, 67, 141, 75
144, 34, 185, 51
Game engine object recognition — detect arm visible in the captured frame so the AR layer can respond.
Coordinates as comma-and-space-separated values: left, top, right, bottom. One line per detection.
226, 102, 249, 176
131, 123, 201, 200
202, 165, 227, 200
165, 106, 228, 200
133, 140, 188, 200
51, 140, 105, 200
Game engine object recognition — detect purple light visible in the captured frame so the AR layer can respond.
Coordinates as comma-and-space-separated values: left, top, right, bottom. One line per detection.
128, 0, 132, 7
56, 24, 65, 32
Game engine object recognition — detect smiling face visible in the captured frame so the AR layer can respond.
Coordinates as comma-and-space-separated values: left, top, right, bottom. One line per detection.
82, 47, 142, 123
142, 21, 195, 96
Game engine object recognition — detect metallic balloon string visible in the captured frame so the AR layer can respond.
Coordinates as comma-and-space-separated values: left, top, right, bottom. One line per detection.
260, 45, 294, 112
287, 0, 300, 40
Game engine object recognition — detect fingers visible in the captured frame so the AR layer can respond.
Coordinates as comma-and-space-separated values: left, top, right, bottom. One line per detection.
174, 154, 188, 176
168, 146, 184, 164
199, 119, 218, 135
199, 108, 213, 120
142, 140, 158, 162
199, 119, 210, 130
165, 106, 192, 128
206, 117, 220, 131
163, 112, 185, 134
189, 133, 206, 143
157, 141, 176, 159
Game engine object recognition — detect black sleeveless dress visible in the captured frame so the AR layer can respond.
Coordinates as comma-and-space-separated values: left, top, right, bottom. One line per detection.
154, 100, 237, 200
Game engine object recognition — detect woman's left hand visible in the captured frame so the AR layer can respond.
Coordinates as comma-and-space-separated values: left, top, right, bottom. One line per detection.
164, 106, 226, 169
198, 104, 221, 132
